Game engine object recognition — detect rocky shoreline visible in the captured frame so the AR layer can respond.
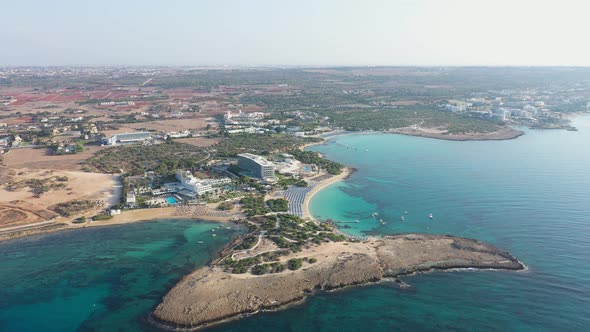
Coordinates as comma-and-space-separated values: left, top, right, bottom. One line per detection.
152, 234, 524, 330
0, 222, 69, 242
314, 126, 524, 142
389, 126, 524, 141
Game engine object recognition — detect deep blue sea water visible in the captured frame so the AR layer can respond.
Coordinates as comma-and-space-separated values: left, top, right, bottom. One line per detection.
1, 115, 590, 331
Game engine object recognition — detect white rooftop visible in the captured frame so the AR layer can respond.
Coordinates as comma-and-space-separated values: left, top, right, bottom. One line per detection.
237, 153, 274, 167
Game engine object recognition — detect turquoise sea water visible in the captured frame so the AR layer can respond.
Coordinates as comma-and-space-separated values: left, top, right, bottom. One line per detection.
214, 115, 590, 331
0, 219, 240, 331
1, 116, 590, 331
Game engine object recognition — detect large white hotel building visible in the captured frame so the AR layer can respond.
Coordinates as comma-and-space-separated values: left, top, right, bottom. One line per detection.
237, 153, 275, 180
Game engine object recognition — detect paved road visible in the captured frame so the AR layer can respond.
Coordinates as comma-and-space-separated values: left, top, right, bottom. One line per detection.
0, 220, 55, 233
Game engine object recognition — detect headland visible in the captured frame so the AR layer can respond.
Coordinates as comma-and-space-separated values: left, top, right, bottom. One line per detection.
152, 234, 524, 330
388, 126, 524, 141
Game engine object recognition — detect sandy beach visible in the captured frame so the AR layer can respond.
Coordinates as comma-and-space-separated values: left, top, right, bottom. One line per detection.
88, 206, 236, 228
0, 205, 240, 242
301, 167, 352, 220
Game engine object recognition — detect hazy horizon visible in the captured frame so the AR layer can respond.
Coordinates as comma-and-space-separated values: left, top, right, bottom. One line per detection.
1, 0, 589, 67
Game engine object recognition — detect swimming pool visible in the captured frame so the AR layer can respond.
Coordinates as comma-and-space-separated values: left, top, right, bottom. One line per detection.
165, 197, 178, 205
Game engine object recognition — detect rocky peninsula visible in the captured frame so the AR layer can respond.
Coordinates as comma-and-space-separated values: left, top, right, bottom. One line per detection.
152, 233, 524, 330
390, 126, 524, 141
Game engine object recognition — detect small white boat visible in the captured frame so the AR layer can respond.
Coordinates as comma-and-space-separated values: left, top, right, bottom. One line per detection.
212, 234, 217, 237
405, 211, 408, 214
197, 241, 204, 244
401, 216, 405, 221
429, 214, 433, 219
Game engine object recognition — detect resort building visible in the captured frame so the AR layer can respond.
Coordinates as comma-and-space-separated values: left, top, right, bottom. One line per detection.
126, 190, 137, 207
103, 132, 152, 146
166, 130, 191, 138
109, 209, 121, 216
11, 135, 22, 147
275, 154, 303, 177
223, 110, 265, 126
492, 108, 511, 121
99, 101, 136, 106
226, 127, 256, 134
176, 171, 231, 196
237, 153, 275, 180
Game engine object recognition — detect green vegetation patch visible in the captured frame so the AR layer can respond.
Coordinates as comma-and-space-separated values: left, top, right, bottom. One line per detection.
213, 133, 318, 157
266, 198, 289, 212
51, 200, 103, 217
235, 236, 258, 250
217, 201, 234, 211
93, 214, 114, 221
277, 177, 307, 188
86, 142, 208, 175
251, 264, 270, 275
224, 256, 262, 274
287, 258, 304, 270
72, 216, 87, 224
287, 149, 343, 175
240, 195, 271, 216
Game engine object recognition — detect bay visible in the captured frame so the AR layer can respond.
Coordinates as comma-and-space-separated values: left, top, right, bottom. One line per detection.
216, 115, 590, 331
0, 219, 241, 331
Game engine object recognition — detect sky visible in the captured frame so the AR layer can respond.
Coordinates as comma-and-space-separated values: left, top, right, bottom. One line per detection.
1, 0, 589, 67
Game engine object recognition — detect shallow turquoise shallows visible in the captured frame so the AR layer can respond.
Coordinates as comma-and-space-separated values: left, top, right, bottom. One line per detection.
2, 115, 590, 331
0, 219, 241, 332
213, 115, 590, 332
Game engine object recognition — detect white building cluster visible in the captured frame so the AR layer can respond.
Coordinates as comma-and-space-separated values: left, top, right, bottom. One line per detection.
274, 153, 303, 177
441, 100, 473, 113
223, 110, 269, 134
103, 132, 152, 146
176, 171, 231, 196
99, 101, 136, 106
166, 130, 191, 138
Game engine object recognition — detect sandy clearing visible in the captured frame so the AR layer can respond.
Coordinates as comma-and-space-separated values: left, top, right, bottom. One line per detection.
2, 146, 105, 171
174, 137, 218, 147
0, 168, 119, 229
